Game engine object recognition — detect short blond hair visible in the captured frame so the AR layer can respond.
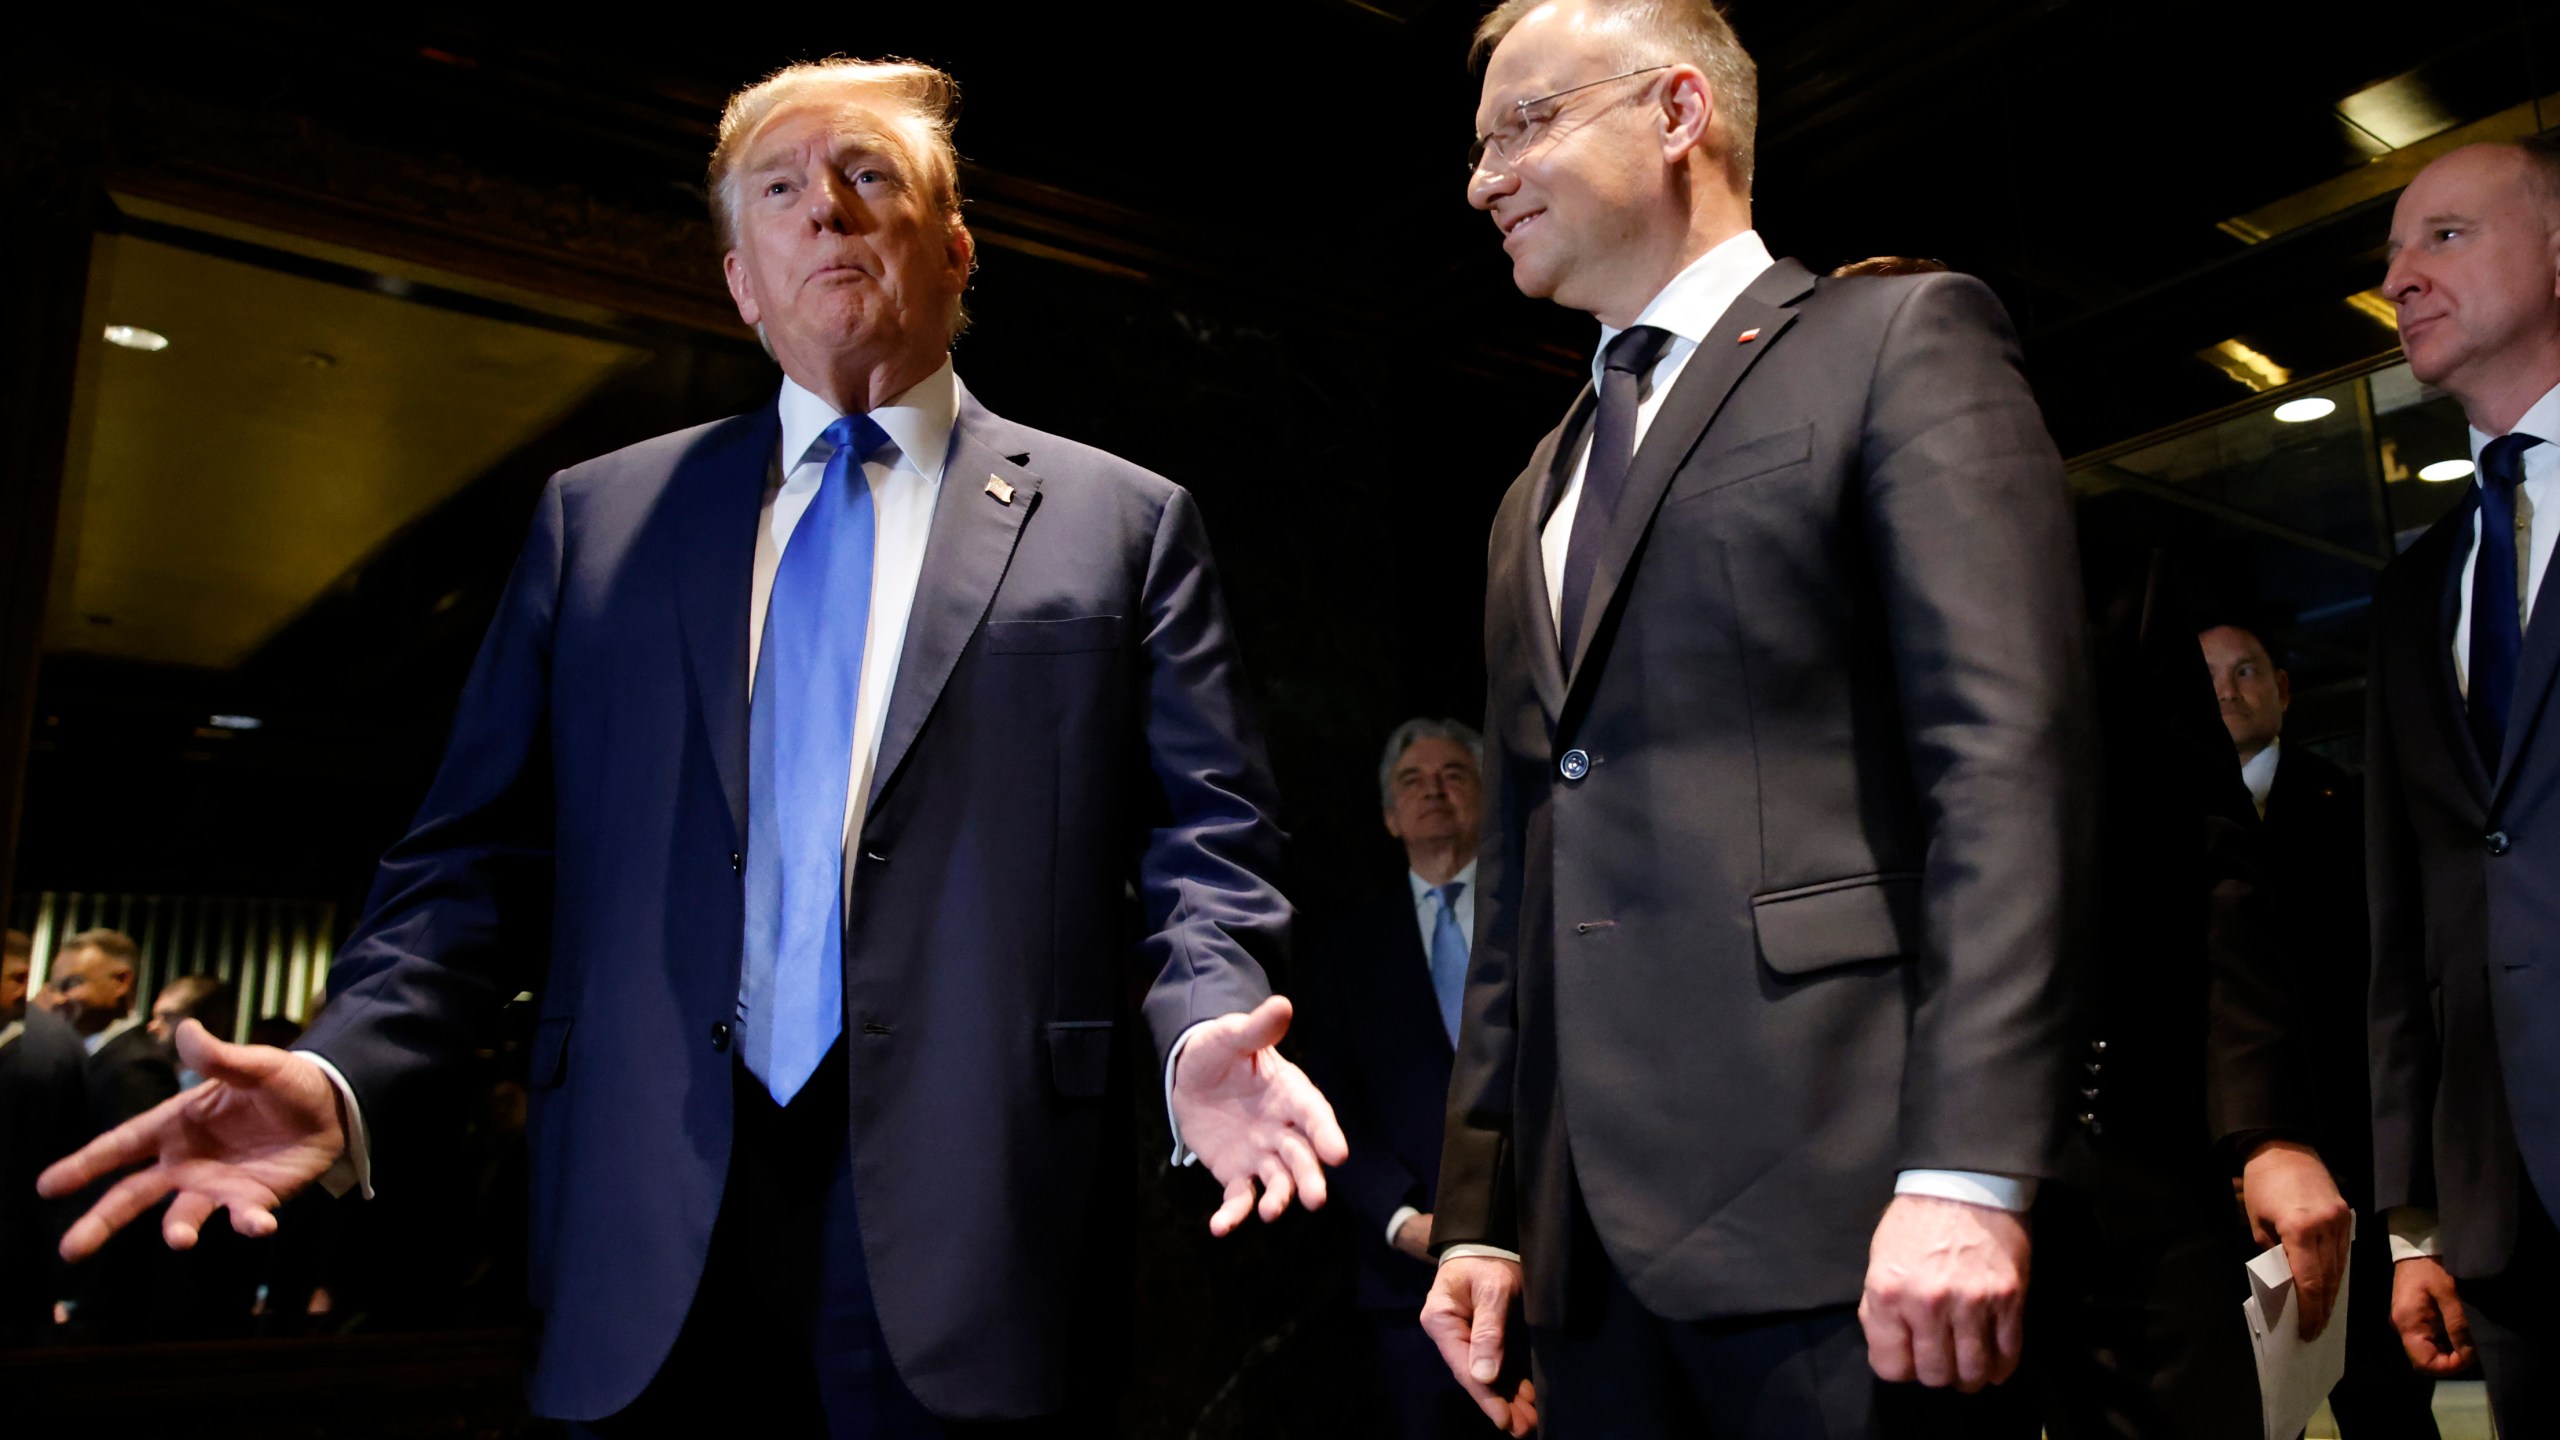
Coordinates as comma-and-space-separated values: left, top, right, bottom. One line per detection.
706, 57, 965, 253
1472, 0, 1758, 191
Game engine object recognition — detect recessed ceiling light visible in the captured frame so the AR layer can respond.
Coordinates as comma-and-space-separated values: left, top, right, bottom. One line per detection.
206, 714, 263, 730
2420, 459, 2476, 483
2273, 397, 2336, 423
101, 324, 169, 352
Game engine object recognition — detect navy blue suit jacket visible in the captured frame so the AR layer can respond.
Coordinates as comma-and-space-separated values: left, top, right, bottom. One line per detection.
1298, 886, 1451, 1311
2371, 490, 2560, 1276
300, 389, 1286, 1421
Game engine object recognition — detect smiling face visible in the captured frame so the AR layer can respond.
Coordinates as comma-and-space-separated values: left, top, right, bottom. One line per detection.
2383, 146, 2560, 428
1467, 1, 1699, 324
47, 945, 133, 1036
721, 90, 975, 408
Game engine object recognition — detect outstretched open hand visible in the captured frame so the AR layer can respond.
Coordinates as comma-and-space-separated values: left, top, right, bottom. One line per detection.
1169, 996, 1349, 1235
39, 1019, 345, 1258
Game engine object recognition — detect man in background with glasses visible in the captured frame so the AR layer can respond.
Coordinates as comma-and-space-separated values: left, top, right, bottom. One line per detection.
1423, 2, 2092, 1434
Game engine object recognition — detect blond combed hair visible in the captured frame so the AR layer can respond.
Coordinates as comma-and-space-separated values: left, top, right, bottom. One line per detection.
705, 56, 966, 254
1472, 0, 1758, 191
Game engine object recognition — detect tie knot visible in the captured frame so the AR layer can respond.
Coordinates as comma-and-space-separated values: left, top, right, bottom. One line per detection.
1603, 324, 1675, 377
820, 414, 893, 468
2483, 433, 2546, 490
1436, 880, 1467, 910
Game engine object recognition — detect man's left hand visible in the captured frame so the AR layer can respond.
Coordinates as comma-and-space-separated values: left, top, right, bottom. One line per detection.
1171, 996, 1349, 1235
2241, 1139, 2353, 1341
1858, 1193, 2031, 1391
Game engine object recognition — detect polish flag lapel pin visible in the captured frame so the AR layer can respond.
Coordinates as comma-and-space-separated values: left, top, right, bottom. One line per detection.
1736, 327, 1761, 344
985, 474, 1017, 505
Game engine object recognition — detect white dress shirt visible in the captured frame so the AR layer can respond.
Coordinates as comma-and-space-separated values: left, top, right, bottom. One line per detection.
1386, 860, 1477, 1248
2390, 380, 2560, 1265
2449, 381, 2560, 697
0, 1019, 21, 1052
1447, 236, 2030, 1273
1540, 229, 1776, 634
2240, 740, 2282, 819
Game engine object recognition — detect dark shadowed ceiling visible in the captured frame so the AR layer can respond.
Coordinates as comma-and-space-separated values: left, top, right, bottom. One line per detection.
46, 0, 2549, 453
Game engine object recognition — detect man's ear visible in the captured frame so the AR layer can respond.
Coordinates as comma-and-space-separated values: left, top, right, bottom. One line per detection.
722, 249, 761, 329
2275, 668, 2293, 714
1383, 807, 1406, 842
1658, 65, 1714, 165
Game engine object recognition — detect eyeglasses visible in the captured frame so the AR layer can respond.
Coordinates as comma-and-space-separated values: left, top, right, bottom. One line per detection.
1465, 65, 1674, 175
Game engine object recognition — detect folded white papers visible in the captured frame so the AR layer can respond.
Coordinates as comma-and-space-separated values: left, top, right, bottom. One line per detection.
2242, 1216, 2355, 1440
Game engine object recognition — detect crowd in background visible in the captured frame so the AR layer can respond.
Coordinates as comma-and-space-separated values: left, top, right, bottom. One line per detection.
0, 928, 529, 1347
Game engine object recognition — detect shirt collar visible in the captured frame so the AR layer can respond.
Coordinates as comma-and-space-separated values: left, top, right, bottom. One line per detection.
1408, 857, 1481, 907
1591, 229, 1776, 388
0, 1019, 20, 1052
2240, 738, 2282, 818
2468, 378, 2560, 470
777, 359, 961, 483
84, 1012, 143, 1056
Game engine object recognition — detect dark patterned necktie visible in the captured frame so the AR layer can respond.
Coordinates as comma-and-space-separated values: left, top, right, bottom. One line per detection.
2468, 432, 2546, 767
1558, 323, 1676, 658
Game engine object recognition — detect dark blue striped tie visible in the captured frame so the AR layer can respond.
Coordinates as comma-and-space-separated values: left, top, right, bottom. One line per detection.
1558, 324, 1675, 657
2469, 433, 2546, 768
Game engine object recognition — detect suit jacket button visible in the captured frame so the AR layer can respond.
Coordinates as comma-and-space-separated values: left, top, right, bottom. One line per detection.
710, 1021, 732, 1052
2487, 831, 2513, 856
1558, 749, 1592, 781
729, 852, 742, 874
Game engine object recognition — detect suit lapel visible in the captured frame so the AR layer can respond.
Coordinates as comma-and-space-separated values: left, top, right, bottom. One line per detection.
2494, 532, 2560, 805
1513, 400, 1586, 725
867, 397, 1037, 807
1562, 260, 1815, 694
672, 403, 782, 846
2427, 498, 2496, 807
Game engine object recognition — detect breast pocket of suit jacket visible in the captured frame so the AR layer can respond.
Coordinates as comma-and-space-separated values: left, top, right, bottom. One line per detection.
1662, 423, 1814, 507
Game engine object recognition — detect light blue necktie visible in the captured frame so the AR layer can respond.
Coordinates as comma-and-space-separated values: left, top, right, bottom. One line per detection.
1429, 881, 1469, 1047
741, 413, 884, 1104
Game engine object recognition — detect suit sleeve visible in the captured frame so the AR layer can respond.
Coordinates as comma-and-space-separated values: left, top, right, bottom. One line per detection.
1862, 274, 2092, 1180
2367, 606, 2438, 1214
294, 476, 565, 1149
1294, 918, 1427, 1237
1434, 488, 1535, 1255
1131, 487, 1283, 1065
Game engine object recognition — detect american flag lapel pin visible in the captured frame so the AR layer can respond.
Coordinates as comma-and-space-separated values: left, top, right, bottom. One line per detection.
1736, 327, 1761, 344
985, 474, 1016, 505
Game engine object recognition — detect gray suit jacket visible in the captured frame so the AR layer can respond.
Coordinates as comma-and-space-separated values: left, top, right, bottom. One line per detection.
1438, 260, 2094, 1327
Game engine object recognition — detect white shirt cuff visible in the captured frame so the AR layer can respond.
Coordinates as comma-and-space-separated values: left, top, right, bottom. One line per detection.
1387, 1205, 1422, 1249
1438, 1243, 1522, 1264
1164, 1021, 1212, 1167
299, 1052, 374, 1201
1895, 1169, 2035, 1212
2388, 1206, 2442, 1262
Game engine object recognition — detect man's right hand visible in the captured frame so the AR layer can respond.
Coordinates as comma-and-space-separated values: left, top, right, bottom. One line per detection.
1420, 1254, 1538, 1437
2391, 1255, 2476, 1375
38, 1019, 344, 1258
